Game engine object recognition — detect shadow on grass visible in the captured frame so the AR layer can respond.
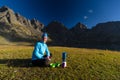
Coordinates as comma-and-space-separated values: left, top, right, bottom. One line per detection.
0, 58, 45, 68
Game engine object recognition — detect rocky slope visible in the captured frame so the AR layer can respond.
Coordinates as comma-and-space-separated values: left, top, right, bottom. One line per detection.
0, 6, 44, 42
88, 21, 120, 44
44, 21, 71, 45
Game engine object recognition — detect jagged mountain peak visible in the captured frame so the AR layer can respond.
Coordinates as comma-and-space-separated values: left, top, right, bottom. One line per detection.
0, 6, 44, 28
70, 22, 88, 35
31, 18, 44, 30
73, 22, 88, 29
0, 6, 9, 10
0, 6, 44, 42
31, 18, 38, 22
31, 18, 42, 25
47, 20, 68, 30
0, 6, 13, 12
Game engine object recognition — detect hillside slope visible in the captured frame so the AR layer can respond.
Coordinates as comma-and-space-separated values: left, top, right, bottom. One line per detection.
0, 6, 44, 42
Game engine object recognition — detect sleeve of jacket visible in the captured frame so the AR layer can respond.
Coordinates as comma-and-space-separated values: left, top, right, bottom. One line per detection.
45, 44, 50, 57
34, 42, 43, 59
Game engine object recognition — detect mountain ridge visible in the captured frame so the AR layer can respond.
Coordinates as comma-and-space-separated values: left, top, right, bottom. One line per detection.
0, 6, 44, 43
1, 6, 120, 49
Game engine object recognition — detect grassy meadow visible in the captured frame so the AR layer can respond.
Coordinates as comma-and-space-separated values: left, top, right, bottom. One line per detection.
0, 45, 120, 80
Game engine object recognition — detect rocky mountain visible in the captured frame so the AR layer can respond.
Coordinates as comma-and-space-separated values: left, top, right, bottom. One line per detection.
44, 21, 72, 45
87, 21, 120, 44
45, 21, 120, 47
1, 6, 120, 48
0, 6, 44, 42
68, 22, 89, 46
43, 21, 90, 46
70, 22, 88, 34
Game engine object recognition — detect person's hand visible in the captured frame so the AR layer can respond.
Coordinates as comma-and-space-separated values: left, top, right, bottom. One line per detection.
46, 56, 51, 61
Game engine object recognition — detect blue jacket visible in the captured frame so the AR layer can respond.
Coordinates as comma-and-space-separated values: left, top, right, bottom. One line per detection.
32, 41, 50, 60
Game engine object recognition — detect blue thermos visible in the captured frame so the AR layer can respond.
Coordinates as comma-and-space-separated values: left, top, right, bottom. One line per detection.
62, 52, 67, 68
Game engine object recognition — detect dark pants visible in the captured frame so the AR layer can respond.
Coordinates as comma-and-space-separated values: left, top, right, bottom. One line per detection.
32, 53, 52, 67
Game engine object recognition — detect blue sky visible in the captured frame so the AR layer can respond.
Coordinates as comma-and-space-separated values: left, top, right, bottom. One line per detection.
0, 0, 120, 28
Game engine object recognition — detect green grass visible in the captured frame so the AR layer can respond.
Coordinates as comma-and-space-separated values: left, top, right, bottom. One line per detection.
0, 36, 11, 45
0, 36, 32, 45
0, 45, 120, 80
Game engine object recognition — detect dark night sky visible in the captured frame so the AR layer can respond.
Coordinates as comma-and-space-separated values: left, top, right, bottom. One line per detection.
0, 0, 120, 28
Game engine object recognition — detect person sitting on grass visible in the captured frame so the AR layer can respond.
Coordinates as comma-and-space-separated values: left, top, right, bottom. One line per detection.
32, 33, 52, 67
